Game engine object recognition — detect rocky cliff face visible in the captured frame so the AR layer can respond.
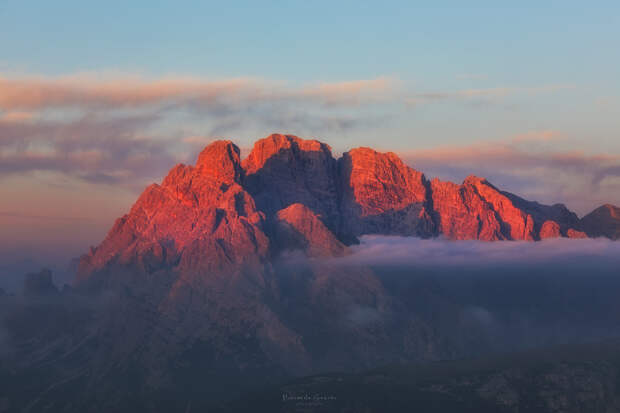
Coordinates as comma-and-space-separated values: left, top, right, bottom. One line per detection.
339, 147, 435, 238
274, 203, 347, 257
430, 176, 535, 241
78, 133, 610, 283
242, 134, 340, 230
77, 140, 271, 287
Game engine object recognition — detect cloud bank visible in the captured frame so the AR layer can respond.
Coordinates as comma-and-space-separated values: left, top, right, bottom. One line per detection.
332, 235, 620, 268
284, 235, 620, 353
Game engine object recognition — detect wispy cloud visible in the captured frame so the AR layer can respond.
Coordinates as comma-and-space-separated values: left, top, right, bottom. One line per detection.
332, 235, 620, 268
406, 84, 574, 106
0, 74, 394, 110
510, 130, 563, 144
0, 74, 396, 185
0, 73, 596, 210
0, 111, 34, 121
0, 113, 175, 186
0, 75, 265, 110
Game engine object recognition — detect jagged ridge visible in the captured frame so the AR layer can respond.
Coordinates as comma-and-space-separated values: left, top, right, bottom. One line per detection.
78, 133, 614, 281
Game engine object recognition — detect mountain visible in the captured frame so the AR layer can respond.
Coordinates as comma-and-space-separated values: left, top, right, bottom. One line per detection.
78, 133, 599, 283
581, 204, 620, 240
3, 133, 620, 412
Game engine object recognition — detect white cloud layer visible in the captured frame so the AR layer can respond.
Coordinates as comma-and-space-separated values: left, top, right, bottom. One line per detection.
331, 235, 620, 268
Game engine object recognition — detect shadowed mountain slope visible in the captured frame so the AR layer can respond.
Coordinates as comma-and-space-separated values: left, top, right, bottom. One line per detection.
581, 204, 620, 240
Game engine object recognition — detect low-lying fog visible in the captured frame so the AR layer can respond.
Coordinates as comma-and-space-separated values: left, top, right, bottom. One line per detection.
334, 235, 620, 269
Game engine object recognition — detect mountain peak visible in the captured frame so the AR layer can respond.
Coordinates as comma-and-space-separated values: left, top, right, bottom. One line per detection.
275, 203, 346, 257
196, 140, 242, 183
346, 147, 404, 165
241, 133, 339, 229
243, 133, 332, 175
463, 175, 487, 185
339, 146, 433, 237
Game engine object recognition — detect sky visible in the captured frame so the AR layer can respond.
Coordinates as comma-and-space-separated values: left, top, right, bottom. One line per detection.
0, 1, 619, 285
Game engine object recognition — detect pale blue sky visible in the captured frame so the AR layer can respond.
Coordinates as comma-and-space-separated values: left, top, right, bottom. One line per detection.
1, 1, 618, 83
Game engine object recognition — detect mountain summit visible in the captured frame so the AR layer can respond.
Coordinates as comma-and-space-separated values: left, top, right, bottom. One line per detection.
78, 133, 611, 282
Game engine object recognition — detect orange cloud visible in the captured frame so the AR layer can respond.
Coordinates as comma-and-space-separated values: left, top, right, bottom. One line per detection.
0, 74, 393, 110
0, 111, 34, 121
0, 75, 266, 109
0, 74, 396, 187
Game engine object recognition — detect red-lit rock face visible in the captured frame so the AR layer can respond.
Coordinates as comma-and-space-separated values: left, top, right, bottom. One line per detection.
429, 176, 536, 241
196, 140, 244, 183
341, 148, 428, 215
77, 140, 269, 283
339, 147, 435, 237
566, 228, 588, 239
540, 221, 562, 239
275, 203, 346, 257
77, 134, 615, 283
430, 178, 502, 241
